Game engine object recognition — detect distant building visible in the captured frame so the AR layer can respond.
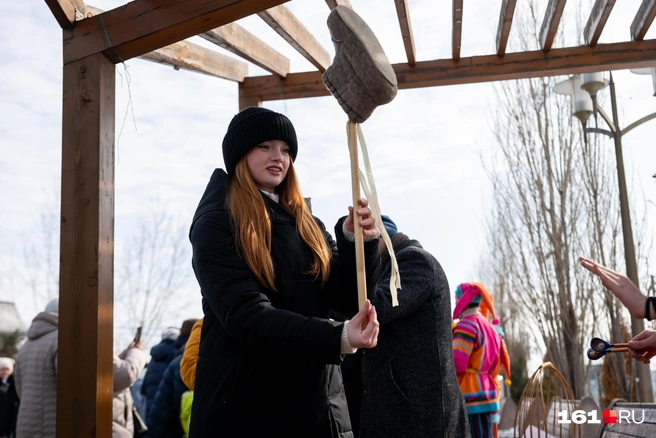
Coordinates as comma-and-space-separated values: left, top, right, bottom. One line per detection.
0, 301, 26, 356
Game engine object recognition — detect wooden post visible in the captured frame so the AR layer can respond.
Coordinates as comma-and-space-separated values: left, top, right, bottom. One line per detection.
347, 121, 367, 309
57, 52, 115, 438
238, 90, 262, 110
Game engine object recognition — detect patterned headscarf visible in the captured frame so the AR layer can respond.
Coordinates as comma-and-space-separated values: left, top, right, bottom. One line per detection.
453, 282, 498, 324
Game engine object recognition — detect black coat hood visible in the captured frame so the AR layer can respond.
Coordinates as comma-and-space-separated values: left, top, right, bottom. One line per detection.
190, 168, 230, 239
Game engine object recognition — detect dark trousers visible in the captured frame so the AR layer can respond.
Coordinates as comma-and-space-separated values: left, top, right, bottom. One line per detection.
468, 412, 497, 438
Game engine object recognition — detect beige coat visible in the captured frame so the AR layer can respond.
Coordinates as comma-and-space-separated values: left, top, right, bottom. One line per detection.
14, 311, 58, 438
113, 348, 147, 438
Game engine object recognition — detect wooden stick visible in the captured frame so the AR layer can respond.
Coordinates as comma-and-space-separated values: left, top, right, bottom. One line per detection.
608, 347, 629, 353
347, 120, 367, 310
612, 342, 629, 348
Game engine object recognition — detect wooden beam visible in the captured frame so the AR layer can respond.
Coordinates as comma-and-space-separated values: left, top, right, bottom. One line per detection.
258, 5, 331, 72
540, 0, 568, 51
84, 5, 102, 17
238, 89, 263, 110
44, 0, 85, 29
63, 0, 290, 65
140, 40, 247, 82
325, 0, 352, 9
452, 0, 463, 60
57, 52, 115, 438
631, 0, 656, 41
202, 23, 290, 77
239, 39, 656, 101
584, 0, 616, 45
241, 71, 327, 101
395, 0, 416, 66
496, 0, 517, 56
86, 6, 249, 81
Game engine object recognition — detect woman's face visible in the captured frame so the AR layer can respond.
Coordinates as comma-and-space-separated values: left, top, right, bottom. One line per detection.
245, 140, 291, 193
0, 367, 10, 379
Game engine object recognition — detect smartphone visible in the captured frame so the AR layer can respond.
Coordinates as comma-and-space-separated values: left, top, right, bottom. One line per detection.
134, 326, 142, 343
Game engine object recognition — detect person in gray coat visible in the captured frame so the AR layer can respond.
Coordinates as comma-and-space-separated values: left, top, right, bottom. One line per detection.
113, 339, 147, 438
359, 216, 471, 438
14, 298, 59, 438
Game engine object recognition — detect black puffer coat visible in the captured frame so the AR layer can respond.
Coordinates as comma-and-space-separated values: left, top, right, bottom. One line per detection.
188, 169, 379, 438
141, 338, 177, 419
0, 374, 19, 437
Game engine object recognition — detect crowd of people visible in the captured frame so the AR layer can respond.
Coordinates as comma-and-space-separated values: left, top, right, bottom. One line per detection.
2, 107, 655, 438
0, 297, 202, 438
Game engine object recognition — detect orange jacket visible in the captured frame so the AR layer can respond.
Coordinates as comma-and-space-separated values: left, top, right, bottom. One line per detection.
180, 318, 203, 391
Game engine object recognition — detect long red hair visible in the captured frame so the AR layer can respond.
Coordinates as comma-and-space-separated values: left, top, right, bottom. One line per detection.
227, 158, 331, 290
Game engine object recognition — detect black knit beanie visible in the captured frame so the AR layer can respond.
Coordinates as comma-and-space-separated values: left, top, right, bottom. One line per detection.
222, 107, 298, 175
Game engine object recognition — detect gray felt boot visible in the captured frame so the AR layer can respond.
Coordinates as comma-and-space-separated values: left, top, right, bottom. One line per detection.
322, 6, 398, 123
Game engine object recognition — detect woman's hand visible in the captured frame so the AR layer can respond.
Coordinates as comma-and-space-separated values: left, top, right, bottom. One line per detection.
347, 300, 379, 349
628, 330, 656, 364
579, 256, 646, 318
344, 198, 380, 238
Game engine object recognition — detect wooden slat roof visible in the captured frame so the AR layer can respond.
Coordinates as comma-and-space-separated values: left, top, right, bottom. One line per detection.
584, 0, 617, 45
496, 0, 518, 56
43, 2, 656, 434
48, 0, 656, 103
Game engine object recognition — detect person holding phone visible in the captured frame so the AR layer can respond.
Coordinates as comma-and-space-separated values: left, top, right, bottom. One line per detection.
113, 337, 147, 438
134, 327, 142, 344
188, 107, 381, 437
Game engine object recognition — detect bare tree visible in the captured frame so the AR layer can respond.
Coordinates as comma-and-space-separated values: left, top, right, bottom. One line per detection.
578, 124, 638, 400
599, 321, 635, 406
12, 184, 195, 347
479, 246, 533, 403
115, 207, 190, 346
19, 187, 60, 313
482, 0, 598, 398
483, 0, 652, 400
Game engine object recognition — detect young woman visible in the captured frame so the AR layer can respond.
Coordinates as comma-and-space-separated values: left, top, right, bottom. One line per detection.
189, 107, 381, 437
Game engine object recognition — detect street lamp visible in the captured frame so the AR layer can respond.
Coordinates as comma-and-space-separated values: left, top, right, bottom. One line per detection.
553, 74, 594, 125
630, 67, 656, 97
554, 71, 656, 403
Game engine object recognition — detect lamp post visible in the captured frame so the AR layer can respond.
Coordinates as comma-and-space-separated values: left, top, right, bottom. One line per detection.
630, 67, 656, 97
555, 72, 656, 403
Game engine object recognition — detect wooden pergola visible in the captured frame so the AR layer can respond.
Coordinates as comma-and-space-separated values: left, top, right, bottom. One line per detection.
43, 0, 656, 436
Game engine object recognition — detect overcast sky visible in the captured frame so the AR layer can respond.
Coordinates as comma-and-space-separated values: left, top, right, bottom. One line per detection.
1, 0, 655, 350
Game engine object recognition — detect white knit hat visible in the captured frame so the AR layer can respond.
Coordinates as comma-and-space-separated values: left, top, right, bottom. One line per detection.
0, 357, 14, 373
161, 327, 180, 341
